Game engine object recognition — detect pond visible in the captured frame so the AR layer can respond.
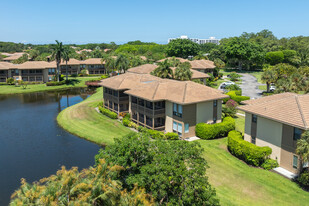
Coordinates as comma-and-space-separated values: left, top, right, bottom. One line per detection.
0, 88, 101, 205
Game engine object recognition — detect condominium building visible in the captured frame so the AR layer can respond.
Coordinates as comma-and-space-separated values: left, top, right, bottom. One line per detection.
157, 58, 216, 74
168, 35, 220, 45
238, 93, 309, 174
100, 73, 227, 138
0, 58, 106, 82
127, 64, 210, 84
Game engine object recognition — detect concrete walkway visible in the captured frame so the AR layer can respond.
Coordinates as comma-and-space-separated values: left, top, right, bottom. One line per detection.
184, 136, 201, 141
273, 167, 298, 179
239, 73, 264, 99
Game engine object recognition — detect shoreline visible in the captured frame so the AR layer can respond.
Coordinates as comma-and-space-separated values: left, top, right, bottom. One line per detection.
0, 77, 98, 95
56, 87, 132, 146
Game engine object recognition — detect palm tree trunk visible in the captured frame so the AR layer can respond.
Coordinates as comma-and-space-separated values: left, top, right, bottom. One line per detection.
57, 63, 60, 82
66, 61, 68, 81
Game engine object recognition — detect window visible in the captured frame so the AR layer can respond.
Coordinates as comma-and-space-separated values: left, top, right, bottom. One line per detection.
213, 100, 217, 107
178, 123, 182, 133
293, 155, 298, 169
173, 121, 177, 131
173, 103, 183, 118
173, 121, 183, 136
293, 128, 302, 141
185, 123, 189, 133
252, 114, 257, 123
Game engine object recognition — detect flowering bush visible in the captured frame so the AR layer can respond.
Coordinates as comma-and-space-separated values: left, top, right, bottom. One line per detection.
223, 99, 238, 117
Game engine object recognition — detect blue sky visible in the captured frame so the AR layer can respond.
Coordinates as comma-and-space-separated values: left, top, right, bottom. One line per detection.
1, 0, 309, 44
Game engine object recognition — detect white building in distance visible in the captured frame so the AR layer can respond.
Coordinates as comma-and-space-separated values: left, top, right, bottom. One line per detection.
168, 35, 220, 45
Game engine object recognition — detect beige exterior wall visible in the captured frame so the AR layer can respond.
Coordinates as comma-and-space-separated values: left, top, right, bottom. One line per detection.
165, 101, 173, 133
244, 113, 252, 142
196, 100, 222, 124
256, 116, 283, 147
217, 100, 222, 122
196, 101, 213, 123
243, 112, 302, 174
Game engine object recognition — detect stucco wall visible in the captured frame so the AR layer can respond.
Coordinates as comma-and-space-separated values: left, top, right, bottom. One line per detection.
165, 101, 173, 133
196, 101, 213, 123
256, 116, 283, 148
244, 113, 252, 141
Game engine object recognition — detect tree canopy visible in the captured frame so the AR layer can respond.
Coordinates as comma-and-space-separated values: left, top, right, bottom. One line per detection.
95, 133, 219, 205
165, 39, 200, 59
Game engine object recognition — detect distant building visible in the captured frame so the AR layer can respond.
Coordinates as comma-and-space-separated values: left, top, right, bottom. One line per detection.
168, 35, 220, 45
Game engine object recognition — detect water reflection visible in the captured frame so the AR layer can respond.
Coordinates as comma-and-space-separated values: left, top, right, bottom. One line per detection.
0, 87, 100, 205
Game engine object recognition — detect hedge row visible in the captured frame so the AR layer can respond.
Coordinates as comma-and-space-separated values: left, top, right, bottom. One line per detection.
46, 81, 66, 86
121, 115, 180, 140
195, 117, 235, 140
98, 106, 117, 119
227, 130, 272, 166
224, 91, 250, 104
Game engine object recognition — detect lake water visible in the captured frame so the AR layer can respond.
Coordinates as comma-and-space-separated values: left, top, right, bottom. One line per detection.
0, 88, 101, 205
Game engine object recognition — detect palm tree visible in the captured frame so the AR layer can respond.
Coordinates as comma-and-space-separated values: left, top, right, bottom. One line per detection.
296, 131, 309, 173
151, 59, 173, 79
115, 54, 129, 73
261, 68, 277, 92
104, 56, 116, 75
174, 62, 193, 81
51, 40, 65, 82
62, 47, 71, 81
169, 56, 181, 67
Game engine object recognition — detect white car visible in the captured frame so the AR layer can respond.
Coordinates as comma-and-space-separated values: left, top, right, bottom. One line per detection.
220, 81, 235, 89
269, 85, 276, 92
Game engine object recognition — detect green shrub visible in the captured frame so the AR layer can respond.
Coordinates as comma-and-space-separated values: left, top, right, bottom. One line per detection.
261, 159, 279, 170
224, 91, 250, 104
146, 129, 165, 140
227, 131, 272, 166
71, 74, 78, 78
165, 132, 179, 140
98, 106, 117, 119
195, 117, 235, 140
122, 118, 130, 126
298, 171, 309, 188
6, 77, 15, 85
46, 81, 66, 86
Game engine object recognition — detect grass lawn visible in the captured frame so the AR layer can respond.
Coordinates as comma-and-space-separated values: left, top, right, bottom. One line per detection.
57, 87, 132, 146
259, 85, 267, 91
0, 77, 99, 94
199, 138, 309, 206
234, 114, 245, 134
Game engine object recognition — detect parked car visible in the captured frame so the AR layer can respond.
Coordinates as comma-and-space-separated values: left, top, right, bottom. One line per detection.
220, 81, 235, 89
270, 84, 276, 92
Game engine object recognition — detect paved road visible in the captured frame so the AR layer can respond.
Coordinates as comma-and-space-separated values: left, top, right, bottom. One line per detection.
239, 73, 264, 99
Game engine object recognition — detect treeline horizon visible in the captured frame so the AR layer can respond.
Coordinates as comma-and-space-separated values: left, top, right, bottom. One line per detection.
1, 30, 309, 52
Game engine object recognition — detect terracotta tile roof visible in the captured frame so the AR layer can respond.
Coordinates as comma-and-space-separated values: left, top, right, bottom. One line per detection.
10, 61, 56, 69
242, 93, 296, 105
190, 60, 215, 70
124, 78, 227, 104
127, 64, 209, 79
3, 54, 25, 61
56, 58, 83, 65
99, 73, 161, 90
140, 56, 147, 60
157, 57, 188, 63
238, 93, 309, 130
127, 64, 158, 74
83, 58, 104, 65
170, 67, 210, 79
0, 62, 15, 70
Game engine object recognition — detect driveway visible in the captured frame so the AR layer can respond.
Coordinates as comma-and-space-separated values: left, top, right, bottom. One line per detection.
239, 73, 263, 99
